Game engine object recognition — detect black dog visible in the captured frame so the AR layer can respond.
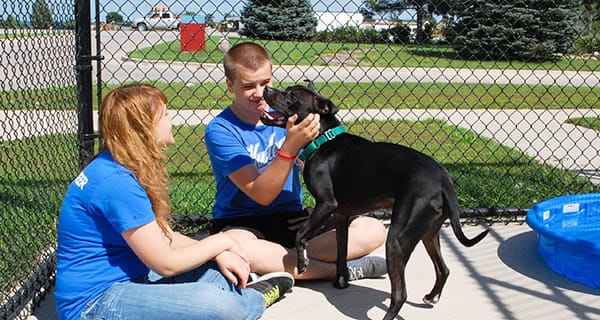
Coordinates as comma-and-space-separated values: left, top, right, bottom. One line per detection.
261, 82, 488, 320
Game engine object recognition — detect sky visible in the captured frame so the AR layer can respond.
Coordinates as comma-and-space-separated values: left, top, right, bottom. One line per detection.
2, 0, 416, 25
98, 0, 367, 22
99, 0, 418, 23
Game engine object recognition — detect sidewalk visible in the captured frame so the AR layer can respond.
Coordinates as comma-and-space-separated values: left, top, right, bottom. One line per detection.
30, 223, 600, 320
262, 223, 600, 320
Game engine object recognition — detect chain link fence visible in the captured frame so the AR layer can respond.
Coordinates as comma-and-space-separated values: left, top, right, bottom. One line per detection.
2, 0, 600, 318
1, 27, 79, 320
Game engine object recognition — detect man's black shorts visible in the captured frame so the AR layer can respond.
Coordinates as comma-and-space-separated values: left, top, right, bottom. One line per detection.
209, 209, 343, 248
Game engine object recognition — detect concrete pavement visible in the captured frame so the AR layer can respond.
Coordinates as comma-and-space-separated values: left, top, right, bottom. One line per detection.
30, 223, 600, 320
263, 223, 600, 320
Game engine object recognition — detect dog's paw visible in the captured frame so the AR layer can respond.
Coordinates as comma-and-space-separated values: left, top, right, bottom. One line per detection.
297, 263, 307, 274
333, 276, 350, 289
422, 293, 440, 305
297, 258, 309, 274
295, 245, 310, 274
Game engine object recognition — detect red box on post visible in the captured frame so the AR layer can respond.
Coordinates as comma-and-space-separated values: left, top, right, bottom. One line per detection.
180, 15, 206, 52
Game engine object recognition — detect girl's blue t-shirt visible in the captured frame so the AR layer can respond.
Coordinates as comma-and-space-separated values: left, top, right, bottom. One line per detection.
205, 107, 303, 218
55, 150, 155, 320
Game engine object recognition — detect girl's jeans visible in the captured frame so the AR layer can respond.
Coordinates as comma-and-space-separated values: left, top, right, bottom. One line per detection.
79, 262, 265, 320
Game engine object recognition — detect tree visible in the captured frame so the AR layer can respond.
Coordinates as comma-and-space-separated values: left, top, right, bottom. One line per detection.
581, 0, 600, 34
360, 0, 379, 20
206, 14, 216, 27
1, 16, 23, 29
240, 0, 317, 40
105, 12, 124, 24
31, 0, 53, 29
445, 0, 582, 61
362, 0, 434, 44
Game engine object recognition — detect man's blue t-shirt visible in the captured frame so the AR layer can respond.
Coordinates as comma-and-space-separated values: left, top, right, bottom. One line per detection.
205, 107, 303, 219
55, 150, 155, 320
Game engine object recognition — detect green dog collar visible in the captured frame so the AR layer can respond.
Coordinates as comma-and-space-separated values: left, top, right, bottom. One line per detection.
299, 125, 345, 161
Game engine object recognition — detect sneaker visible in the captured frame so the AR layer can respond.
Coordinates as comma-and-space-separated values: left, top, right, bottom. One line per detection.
247, 272, 260, 283
347, 255, 387, 281
247, 272, 294, 308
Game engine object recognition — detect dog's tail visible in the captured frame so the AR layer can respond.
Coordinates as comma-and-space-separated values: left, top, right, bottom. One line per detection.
443, 181, 489, 247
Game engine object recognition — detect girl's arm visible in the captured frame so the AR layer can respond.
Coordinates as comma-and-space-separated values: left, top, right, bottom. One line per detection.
122, 220, 250, 286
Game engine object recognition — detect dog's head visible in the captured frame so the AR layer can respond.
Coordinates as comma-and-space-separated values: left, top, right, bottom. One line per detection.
261, 80, 339, 127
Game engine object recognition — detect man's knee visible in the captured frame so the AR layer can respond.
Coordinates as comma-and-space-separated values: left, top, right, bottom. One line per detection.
350, 217, 387, 248
222, 228, 259, 241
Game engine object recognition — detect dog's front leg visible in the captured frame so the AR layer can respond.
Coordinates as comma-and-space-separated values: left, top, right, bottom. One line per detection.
333, 214, 351, 289
295, 223, 310, 274
295, 202, 337, 274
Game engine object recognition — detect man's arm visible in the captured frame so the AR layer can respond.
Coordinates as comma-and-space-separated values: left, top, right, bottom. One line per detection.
229, 114, 319, 205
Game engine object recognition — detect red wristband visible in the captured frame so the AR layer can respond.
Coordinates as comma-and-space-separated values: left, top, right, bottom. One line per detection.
277, 150, 296, 161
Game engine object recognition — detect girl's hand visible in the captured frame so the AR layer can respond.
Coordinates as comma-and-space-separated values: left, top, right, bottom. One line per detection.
215, 250, 251, 288
221, 232, 249, 265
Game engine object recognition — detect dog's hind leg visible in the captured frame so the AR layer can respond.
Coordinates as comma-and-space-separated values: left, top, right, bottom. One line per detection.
421, 228, 449, 305
384, 193, 441, 320
384, 223, 420, 320
383, 197, 424, 320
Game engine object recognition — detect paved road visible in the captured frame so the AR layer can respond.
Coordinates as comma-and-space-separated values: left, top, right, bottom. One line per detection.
0, 33, 76, 91
92, 30, 600, 87
5, 29, 598, 88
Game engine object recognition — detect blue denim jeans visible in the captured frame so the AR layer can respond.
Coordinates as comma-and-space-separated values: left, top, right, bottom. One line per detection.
79, 261, 265, 320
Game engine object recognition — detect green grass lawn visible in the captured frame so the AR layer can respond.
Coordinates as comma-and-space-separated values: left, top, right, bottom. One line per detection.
166, 119, 597, 216
4, 81, 599, 111
1, 133, 79, 291
144, 81, 600, 110
0, 30, 71, 39
130, 35, 600, 72
566, 116, 600, 130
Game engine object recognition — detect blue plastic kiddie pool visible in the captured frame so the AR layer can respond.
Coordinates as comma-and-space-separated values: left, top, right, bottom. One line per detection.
526, 193, 600, 288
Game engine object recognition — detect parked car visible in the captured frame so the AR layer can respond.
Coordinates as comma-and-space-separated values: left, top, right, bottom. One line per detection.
132, 7, 180, 31
217, 16, 242, 32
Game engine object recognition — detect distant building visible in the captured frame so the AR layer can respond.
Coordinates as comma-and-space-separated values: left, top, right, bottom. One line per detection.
314, 11, 417, 33
362, 19, 418, 33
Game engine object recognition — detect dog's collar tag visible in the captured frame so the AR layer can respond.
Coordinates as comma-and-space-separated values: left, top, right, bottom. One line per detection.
299, 125, 345, 161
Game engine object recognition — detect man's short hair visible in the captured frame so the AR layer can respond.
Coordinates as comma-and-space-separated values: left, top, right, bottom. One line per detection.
224, 42, 272, 81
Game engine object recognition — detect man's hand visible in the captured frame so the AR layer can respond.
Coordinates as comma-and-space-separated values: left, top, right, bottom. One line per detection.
281, 113, 320, 155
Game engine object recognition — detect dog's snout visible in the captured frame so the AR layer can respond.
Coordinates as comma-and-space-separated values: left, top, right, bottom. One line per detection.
264, 86, 279, 95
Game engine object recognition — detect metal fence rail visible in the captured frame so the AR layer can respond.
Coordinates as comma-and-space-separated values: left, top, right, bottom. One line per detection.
2, 0, 600, 318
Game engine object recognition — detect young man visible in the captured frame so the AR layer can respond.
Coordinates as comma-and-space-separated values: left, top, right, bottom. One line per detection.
205, 42, 387, 281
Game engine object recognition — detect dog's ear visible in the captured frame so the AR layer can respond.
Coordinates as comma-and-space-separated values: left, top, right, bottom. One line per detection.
315, 96, 338, 115
305, 80, 316, 91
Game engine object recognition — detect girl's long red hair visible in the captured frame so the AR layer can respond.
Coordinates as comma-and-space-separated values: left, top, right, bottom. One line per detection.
99, 83, 172, 240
